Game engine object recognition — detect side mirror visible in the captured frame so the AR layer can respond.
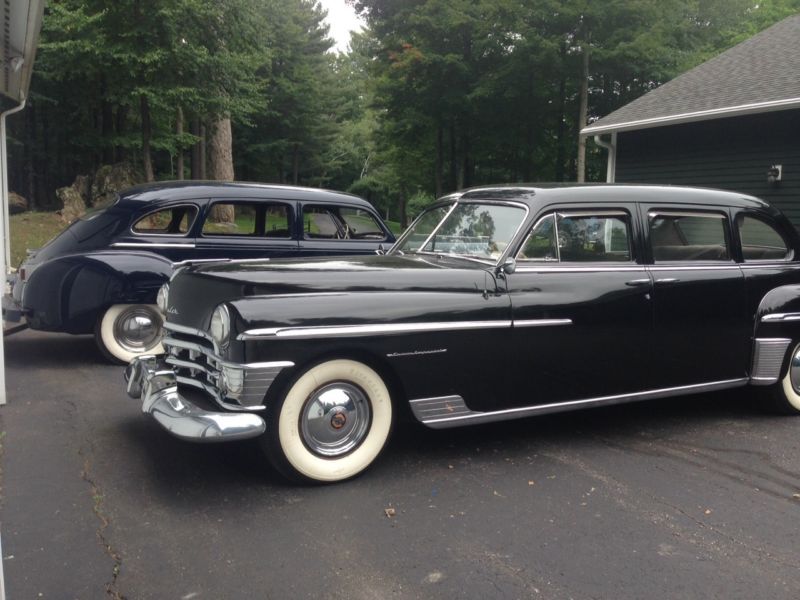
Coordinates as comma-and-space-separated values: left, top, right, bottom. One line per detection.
499, 257, 516, 275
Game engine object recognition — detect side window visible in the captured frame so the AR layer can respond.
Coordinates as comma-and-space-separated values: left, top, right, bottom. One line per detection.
201, 202, 291, 238
338, 207, 387, 240
516, 212, 632, 263
737, 215, 792, 261
518, 215, 557, 261
132, 205, 197, 235
304, 206, 346, 239
649, 212, 730, 262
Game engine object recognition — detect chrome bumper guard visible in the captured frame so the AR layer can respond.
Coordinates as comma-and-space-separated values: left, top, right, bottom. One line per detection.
125, 355, 266, 442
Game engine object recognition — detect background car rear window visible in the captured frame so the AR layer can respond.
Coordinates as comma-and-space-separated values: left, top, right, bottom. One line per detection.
649, 212, 730, 261
132, 205, 197, 235
517, 212, 631, 262
202, 203, 291, 238
737, 215, 792, 261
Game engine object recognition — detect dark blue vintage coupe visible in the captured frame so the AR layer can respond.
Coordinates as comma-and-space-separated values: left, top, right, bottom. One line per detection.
3, 182, 394, 362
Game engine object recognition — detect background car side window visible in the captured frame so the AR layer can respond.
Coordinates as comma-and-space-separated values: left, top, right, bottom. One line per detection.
202, 202, 291, 238
132, 205, 197, 235
737, 215, 792, 261
338, 207, 387, 240
649, 212, 730, 261
304, 206, 347, 239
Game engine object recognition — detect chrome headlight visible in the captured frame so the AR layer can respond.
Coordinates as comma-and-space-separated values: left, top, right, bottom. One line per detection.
209, 304, 231, 350
156, 283, 169, 315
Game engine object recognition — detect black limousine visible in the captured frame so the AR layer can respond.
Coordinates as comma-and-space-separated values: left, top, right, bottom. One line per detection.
125, 184, 800, 483
4, 182, 394, 363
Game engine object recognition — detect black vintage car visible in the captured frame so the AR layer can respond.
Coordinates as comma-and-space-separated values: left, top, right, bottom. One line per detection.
125, 184, 800, 483
4, 182, 394, 362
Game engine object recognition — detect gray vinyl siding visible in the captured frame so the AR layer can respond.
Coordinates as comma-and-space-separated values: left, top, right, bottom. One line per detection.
615, 109, 800, 229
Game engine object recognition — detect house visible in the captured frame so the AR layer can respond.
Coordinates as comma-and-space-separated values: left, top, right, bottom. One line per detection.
583, 14, 800, 228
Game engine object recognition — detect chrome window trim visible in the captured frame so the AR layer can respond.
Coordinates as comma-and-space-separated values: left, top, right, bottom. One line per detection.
515, 266, 646, 273
648, 210, 726, 220
410, 378, 749, 429
130, 203, 200, 238
111, 242, 197, 249
648, 265, 740, 271
239, 320, 514, 340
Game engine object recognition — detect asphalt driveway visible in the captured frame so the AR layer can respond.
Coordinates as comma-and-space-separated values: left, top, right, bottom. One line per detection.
3, 329, 800, 599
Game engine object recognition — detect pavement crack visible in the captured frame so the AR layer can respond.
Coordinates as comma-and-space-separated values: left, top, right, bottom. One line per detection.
80, 451, 127, 600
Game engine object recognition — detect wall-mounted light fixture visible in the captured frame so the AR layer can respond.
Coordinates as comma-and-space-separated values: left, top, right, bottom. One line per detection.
767, 164, 782, 186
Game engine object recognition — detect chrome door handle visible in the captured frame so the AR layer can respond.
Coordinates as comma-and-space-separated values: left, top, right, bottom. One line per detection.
625, 278, 651, 287
655, 278, 680, 284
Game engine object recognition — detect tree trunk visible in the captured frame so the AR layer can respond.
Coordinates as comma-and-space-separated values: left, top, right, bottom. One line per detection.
190, 118, 201, 179
292, 143, 300, 184
115, 104, 128, 163
576, 42, 590, 183
199, 123, 207, 179
435, 124, 443, 197
208, 116, 233, 180
140, 94, 154, 182
448, 123, 457, 192
176, 106, 184, 180
398, 187, 408, 229
555, 44, 567, 182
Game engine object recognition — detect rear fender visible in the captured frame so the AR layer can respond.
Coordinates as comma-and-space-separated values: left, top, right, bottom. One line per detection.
22, 251, 173, 333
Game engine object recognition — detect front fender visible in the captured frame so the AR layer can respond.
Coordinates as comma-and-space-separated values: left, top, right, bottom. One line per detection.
22, 251, 173, 333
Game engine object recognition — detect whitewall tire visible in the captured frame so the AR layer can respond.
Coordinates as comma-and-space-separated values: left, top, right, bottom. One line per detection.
95, 304, 164, 364
769, 343, 800, 415
263, 359, 393, 483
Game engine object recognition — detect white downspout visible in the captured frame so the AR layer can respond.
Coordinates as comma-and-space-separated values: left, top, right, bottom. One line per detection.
593, 132, 617, 183
0, 95, 27, 406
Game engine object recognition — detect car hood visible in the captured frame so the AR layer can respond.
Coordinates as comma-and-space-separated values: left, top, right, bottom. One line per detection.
166, 254, 498, 329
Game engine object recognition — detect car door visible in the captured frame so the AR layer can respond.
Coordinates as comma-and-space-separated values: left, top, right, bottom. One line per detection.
503, 204, 653, 409
296, 203, 393, 257
194, 199, 299, 260
643, 205, 748, 388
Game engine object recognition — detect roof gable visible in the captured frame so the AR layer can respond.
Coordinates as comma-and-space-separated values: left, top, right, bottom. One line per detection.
583, 14, 800, 136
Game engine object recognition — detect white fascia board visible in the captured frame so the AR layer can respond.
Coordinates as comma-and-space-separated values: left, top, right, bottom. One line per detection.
581, 96, 800, 136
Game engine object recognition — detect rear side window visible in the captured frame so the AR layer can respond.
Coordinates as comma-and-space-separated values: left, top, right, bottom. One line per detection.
132, 205, 197, 235
201, 202, 291, 238
649, 212, 730, 262
303, 205, 387, 241
517, 211, 632, 263
737, 215, 792, 261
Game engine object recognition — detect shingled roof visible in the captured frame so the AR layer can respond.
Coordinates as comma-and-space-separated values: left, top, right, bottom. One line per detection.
582, 14, 800, 136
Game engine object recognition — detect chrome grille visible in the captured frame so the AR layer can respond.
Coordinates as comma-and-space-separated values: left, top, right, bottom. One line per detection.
162, 322, 293, 411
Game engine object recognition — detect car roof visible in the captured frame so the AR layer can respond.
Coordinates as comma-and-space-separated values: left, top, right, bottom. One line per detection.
455, 183, 769, 210
116, 181, 372, 207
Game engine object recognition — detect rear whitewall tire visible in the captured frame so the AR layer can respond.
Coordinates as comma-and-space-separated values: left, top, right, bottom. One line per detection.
264, 359, 393, 483
96, 304, 164, 364
774, 343, 800, 414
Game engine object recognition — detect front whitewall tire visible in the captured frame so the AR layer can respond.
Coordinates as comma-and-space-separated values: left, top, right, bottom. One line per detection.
267, 359, 393, 483
96, 304, 164, 364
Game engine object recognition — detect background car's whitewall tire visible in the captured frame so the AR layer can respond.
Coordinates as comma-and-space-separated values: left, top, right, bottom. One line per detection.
96, 304, 164, 364
264, 359, 393, 483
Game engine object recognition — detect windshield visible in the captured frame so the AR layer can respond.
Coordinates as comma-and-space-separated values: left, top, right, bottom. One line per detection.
393, 202, 527, 261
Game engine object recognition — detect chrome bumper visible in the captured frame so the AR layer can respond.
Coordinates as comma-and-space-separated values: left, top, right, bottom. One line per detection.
124, 355, 266, 442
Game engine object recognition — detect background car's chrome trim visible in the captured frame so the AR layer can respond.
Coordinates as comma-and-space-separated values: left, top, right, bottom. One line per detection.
112, 242, 197, 249
238, 320, 513, 340
411, 378, 750, 429
761, 313, 800, 322
514, 319, 572, 327
648, 265, 739, 271
750, 338, 791, 385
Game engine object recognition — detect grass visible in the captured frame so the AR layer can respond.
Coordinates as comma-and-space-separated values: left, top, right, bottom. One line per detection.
386, 220, 402, 235
9, 211, 65, 269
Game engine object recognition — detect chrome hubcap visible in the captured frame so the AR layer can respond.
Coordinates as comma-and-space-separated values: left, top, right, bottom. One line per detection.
790, 346, 800, 394
114, 307, 161, 352
300, 382, 371, 457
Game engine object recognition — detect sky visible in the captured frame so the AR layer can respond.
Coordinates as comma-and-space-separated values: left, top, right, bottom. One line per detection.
317, 0, 365, 52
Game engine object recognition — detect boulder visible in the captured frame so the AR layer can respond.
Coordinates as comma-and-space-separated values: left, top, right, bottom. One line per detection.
56, 182, 87, 223
91, 162, 140, 207
8, 192, 27, 214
